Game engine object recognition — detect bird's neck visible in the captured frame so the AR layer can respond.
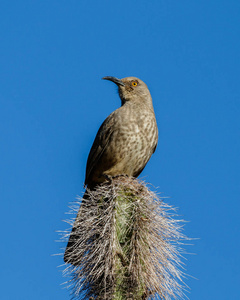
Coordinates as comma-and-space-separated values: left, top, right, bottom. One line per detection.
121, 96, 154, 112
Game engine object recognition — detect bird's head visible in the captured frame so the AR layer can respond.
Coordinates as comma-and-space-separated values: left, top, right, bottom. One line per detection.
102, 76, 152, 107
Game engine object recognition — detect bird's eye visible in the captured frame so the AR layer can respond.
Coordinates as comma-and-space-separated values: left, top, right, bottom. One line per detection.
132, 81, 138, 87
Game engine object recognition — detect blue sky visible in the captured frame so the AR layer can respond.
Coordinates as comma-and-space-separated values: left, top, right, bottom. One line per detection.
0, 1, 239, 299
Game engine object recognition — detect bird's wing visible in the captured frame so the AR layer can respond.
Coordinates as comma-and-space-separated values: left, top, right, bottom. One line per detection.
152, 142, 157, 154
84, 112, 115, 186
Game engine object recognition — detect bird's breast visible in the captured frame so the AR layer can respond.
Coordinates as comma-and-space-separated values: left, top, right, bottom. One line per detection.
102, 108, 157, 177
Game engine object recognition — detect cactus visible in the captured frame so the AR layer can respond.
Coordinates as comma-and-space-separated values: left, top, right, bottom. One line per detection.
62, 177, 187, 300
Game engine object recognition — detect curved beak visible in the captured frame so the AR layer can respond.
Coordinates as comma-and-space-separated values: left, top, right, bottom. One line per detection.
102, 76, 125, 86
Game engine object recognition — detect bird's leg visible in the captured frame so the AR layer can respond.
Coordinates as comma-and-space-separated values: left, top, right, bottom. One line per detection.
103, 174, 129, 184
102, 173, 113, 183
112, 174, 129, 180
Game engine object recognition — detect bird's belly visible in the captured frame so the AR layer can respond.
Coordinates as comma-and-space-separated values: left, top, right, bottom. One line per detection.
89, 114, 158, 184
102, 127, 155, 178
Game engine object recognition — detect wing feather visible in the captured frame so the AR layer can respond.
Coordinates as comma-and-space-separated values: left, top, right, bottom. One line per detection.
84, 112, 115, 185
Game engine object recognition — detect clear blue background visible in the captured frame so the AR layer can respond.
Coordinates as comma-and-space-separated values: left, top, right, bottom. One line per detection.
0, 1, 239, 299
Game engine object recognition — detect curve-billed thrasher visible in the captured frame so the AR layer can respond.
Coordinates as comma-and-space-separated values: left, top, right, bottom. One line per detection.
64, 76, 158, 264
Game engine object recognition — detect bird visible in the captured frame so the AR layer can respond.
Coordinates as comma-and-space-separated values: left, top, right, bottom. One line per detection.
64, 76, 158, 264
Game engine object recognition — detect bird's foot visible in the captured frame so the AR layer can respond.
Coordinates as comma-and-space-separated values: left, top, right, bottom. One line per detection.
112, 174, 129, 180
102, 174, 113, 183
102, 173, 129, 183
